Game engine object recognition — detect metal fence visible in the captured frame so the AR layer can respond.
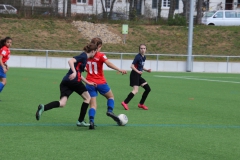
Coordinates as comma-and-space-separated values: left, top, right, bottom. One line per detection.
10, 48, 240, 73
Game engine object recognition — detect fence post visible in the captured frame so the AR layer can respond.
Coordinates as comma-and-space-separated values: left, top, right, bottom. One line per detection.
46, 50, 49, 68
156, 54, 159, 72
227, 56, 229, 73
120, 53, 123, 69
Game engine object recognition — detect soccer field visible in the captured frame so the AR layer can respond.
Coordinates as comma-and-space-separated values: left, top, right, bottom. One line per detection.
1, 68, 240, 160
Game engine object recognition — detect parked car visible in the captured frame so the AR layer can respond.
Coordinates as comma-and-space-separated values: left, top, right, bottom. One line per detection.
97, 12, 128, 20
0, 4, 17, 14
202, 10, 240, 26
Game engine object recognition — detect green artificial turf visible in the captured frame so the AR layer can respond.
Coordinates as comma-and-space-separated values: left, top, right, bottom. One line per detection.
0, 68, 240, 160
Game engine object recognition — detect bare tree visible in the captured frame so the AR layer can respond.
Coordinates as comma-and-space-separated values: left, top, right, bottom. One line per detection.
196, 0, 203, 24
66, 0, 71, 17
99, 0, 117, 19
168, 0, 176, 20
109, 0, 117, 16
129, 0, 136, 20
182, 0, 189, 20
157, 0, 162, 18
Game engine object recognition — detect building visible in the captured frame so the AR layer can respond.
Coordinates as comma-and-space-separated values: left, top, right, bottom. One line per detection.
20, 0, 240, 18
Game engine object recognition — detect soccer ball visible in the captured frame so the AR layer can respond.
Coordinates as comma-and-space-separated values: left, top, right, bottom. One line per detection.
118, 114, 128, 126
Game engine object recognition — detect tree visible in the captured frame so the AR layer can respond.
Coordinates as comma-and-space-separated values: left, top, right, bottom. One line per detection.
182, 0, 189, 20
129, 0, 135, 20
157, 0, 162, 18
66, 0, 71, 17
168, 0, 176, 20
196, 0, 203, 24
99, 0, 117, 19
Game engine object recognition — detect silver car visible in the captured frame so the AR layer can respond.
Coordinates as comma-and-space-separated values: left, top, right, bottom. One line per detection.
0, 4, 17, 14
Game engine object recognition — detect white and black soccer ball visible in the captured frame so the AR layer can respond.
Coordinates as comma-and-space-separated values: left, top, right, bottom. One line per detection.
118, 114, 128, 126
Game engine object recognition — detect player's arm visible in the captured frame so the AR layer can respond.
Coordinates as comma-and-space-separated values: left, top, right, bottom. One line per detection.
0, 55, 7, 73
68, 58, 77, 80
81, 75, 97, 87
104, 60, 127, 74
131, 64, 142, 74
143, 67, 151, 73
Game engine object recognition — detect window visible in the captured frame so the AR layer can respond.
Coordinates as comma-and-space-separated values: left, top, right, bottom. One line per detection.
6, 6, 15, 10
237, 12, 240, 18
238, 0, 240, 8
77, 0, 87, 4
162, 0, 179, 9
152, 0, 157, 9
41, 0, 51, 4
0, 5, 5, 10
162, 0, 170, 7
215, 11, 223, 18
225, 11, 236, 18
105, 0, 110, 8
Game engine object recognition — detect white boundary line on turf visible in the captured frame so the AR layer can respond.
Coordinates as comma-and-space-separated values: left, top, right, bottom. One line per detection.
154, 75, 240, 84
177, 76, 240, 79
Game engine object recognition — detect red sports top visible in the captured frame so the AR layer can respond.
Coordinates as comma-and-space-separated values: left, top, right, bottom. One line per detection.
86, 52, 108, 84
0, 46, 10, 63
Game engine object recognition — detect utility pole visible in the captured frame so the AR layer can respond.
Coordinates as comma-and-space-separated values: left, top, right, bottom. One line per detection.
186, 0, 194, 72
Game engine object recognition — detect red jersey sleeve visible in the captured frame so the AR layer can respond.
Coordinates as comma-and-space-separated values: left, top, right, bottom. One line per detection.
0, 46, 10, 63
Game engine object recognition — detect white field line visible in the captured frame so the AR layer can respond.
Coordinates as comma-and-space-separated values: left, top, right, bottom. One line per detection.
179, 76, 240, 79
154, 75, 240, 84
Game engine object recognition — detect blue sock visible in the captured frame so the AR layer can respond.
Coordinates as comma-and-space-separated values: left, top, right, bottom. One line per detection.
88, 108, 96, 123
0, 82, 4, 92
107, 99, 114, 112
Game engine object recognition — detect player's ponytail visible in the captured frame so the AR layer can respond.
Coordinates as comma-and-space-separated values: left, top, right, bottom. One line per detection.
90, 37, 102, 48
83, 43, 97, 53
0, 37, 12, 48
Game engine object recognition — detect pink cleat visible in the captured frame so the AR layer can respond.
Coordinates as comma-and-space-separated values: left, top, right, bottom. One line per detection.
121, 101, 129, 110
138, 104, 148, 110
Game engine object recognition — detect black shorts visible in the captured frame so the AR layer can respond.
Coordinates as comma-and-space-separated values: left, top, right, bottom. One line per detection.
130, 70, 146, 87
60, 80, 87, 99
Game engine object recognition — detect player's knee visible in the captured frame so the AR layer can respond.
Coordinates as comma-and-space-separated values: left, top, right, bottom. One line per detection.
59, 101, 66, 107
84, 96, 91, 103
143, 84, 151, 93
132, 90, 138, 94
2, 80, 6, 85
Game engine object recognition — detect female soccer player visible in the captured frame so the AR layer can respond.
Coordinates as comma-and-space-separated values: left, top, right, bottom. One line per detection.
86, 37, 127, 129
0, 37, 12, 94
121, 44, 151, 110
35, 43, 97, 127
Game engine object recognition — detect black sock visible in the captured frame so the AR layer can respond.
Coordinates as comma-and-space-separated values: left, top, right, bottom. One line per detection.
140, 84, 151, 104
78, 102, 89, 122
44, 101, 60, 111
124, 92, 134, 104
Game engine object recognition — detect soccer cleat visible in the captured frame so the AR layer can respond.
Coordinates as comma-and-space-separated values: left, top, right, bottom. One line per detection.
138, 104, 148, 110
121, 101, 129, 110
89, 121, 95, 130
76, 121, 90, 127
106, 112, 121, 126
36, 104, 44, 120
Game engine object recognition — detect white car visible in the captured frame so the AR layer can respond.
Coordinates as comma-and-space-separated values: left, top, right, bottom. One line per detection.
202, 10, 240, 26
0, 4, 17, 14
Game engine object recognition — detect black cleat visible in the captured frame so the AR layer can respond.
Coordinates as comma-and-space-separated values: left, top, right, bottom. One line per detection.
89, 121, 95, 130
106, 112, 121, 126
36, 104, 44, 121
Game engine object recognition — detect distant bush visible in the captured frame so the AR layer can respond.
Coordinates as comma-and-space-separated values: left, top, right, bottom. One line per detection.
168, 14, 187, 26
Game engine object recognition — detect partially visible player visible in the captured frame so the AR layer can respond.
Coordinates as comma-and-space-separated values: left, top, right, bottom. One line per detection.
121, 44, 151, 110
86, 37, 127, 129
0, 37, 12, 94
35, 43, 97, 127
